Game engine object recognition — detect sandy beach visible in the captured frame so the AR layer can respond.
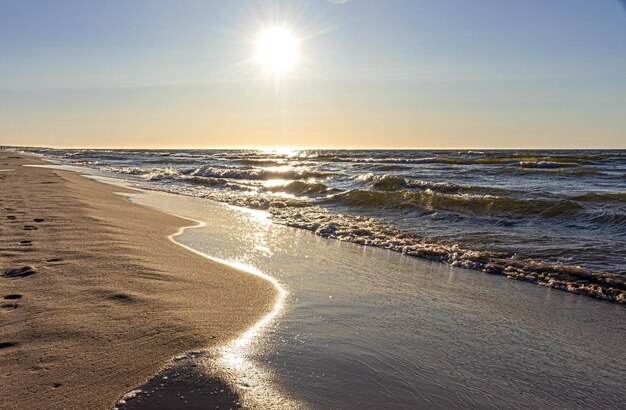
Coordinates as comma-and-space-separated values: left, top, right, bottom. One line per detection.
3, 3, 625, 409
0, 152, 277, 409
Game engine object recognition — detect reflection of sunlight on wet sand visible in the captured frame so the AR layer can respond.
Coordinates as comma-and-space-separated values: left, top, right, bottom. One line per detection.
200, 257, 297, 409
44, 172, 299, 407
163, 206, 299, 408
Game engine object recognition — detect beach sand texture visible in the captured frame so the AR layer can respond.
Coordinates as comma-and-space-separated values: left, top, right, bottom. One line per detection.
0, 153, 276, 409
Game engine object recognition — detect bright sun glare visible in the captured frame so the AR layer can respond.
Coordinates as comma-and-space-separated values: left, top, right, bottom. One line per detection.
254, 27, 299, 75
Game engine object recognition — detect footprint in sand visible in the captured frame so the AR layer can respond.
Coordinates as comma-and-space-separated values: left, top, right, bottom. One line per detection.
6, 216, 16, 220
0, 342, 17, 350
0, 302, 17, 313
107, 293, 134, 303
23, 225, 38, 231
19, 240, 32, 246
4, 266, 37, 278
4, 294, 22, 300
33, 218, 45, 223
1, 296, 19, 313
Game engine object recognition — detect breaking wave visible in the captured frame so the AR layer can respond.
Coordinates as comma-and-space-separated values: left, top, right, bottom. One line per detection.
188, 165, 331, 180
519, 161, 579, 169
271, 206, 625, 304
268, 181, 336, 196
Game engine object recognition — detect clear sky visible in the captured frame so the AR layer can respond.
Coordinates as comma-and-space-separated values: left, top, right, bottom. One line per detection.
1, 0, 625, 149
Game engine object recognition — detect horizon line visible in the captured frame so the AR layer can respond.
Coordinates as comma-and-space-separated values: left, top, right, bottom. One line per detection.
4, 145, 626, 151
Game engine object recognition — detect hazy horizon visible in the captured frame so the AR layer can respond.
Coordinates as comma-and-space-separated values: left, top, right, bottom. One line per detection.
2, 1, 625, 149
7, 144, 626, 151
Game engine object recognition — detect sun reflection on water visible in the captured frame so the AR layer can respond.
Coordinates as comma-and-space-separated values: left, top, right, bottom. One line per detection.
203, 258, 297, 408
264, 178, 290, 188
259, 147, 300, 157
261, 165, 294, 173
187, 206, 301, 408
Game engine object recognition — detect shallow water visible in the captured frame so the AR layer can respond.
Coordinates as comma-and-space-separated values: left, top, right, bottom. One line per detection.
25, 148, 626, 303
124, 188, 625, 409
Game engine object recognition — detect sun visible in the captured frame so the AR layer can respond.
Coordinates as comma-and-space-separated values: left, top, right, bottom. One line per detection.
254, 27, 300, 75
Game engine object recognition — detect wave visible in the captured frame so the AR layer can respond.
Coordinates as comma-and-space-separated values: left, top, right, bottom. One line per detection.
504, 152, 624, 163
189, 165, 331, 181
269, 181, 337, 196
325, 188, 584, 218
519, 161, 579, 169
183, 176, 232, 187
475, 158, 518, 165
109, 167, 255, 191
147, 158, 199, 165
359, 174, 409, 191
362, 174, 462, 192
99, 166, 166, 176
316, 156, 609, 168
271, 206, 625, 304
233, 159, 285, 167
358, 174, 483, 194
303, 155, 461, 165
589, 212, 626, 229
100, 164, 331, 181
488, 165, 607, 177
366, 164, 413, 171
305, 152, 624, 167
573, 192, 626, 202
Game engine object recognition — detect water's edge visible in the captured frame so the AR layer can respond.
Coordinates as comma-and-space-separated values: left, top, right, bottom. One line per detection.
113, 192, 292, 409
22, 164, 289, 409
22, 148, 626, 305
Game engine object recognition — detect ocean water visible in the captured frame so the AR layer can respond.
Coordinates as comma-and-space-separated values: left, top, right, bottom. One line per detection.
27, 148, 626, 303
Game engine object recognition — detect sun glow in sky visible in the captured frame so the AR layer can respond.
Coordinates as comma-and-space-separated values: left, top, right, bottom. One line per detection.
0, 0, 625, 149
254, 27, 300, 76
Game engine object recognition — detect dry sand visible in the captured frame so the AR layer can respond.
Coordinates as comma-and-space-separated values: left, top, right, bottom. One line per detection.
0, 152, 277, 409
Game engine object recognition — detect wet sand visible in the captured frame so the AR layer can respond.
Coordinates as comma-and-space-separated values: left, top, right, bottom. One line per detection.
0, 152, 276, 409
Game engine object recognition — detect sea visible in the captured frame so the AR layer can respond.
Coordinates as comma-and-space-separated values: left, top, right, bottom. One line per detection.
26, 148, 626, 303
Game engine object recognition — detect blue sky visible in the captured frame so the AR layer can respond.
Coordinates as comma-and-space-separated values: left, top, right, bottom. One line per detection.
1, 0, 625, 148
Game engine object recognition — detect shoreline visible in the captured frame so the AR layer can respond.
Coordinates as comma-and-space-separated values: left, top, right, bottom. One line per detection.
115, 193, 289, 408
27, 149, 625, 305
0, 152, 278, 409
